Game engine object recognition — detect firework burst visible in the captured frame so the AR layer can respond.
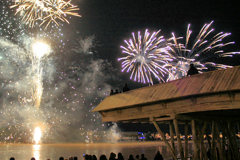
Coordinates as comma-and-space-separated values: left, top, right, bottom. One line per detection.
167, 21, 240, 80
118, 29, 172, 85
10, 0, 81, 28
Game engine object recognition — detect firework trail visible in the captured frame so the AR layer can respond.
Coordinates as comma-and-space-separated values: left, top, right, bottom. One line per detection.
118, 29, 172, 85
31, 41, 51, 109
167, 21, 240, 80
10, 0, 81, 29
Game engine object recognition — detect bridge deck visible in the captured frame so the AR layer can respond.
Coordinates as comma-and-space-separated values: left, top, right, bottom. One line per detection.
93, 66, 240, 122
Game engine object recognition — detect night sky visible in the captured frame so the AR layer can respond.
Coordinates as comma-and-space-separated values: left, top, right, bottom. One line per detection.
0, 0, 240, 141
68, 0, 240, 87
75, 0, 240, 58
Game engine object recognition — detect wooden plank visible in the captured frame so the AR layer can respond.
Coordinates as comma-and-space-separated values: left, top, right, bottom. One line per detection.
100, 99, 240, 122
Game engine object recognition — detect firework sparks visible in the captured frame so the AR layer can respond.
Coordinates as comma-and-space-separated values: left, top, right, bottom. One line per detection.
167, 21, 240, 80
118, 29, 172, 85
10, 0, 81, 28
1, 1, 112, 144
0, 32, 115, 143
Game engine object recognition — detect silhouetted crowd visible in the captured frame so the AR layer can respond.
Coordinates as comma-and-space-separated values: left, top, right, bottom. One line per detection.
110, 83, 130, 95
110, 64, 199, 96
8, 151, 164, 160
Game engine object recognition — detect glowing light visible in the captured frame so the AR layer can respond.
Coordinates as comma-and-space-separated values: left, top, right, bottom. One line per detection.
167, 21, 240, 81
32, 41, 51, 59
33, 127, 42, 144
118, 29, 172, 85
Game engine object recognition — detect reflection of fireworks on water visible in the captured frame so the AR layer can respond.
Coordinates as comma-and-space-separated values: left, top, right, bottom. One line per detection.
10, 0, 81, 28
167, 21, 240, 80
118, 29, 172, 85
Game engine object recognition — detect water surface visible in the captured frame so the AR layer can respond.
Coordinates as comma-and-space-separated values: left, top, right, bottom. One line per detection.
0, 142, 170, 160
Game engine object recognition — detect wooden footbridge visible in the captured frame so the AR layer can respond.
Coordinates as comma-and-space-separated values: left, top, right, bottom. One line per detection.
93, 66, 240, 160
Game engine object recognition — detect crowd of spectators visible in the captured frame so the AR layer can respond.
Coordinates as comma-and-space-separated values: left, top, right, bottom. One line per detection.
110, 64, 199, 96
110, 83, 130, 96
8, 151, 164, 160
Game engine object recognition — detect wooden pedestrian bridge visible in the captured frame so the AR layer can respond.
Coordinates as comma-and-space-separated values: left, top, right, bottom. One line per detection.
93, 66, 240, 160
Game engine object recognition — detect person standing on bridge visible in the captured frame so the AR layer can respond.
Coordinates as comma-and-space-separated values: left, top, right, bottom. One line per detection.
187, 63, 199, 76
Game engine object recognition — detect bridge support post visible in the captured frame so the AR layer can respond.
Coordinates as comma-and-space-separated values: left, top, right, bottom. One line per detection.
199, 122, 207, 160
152, 119, 177, 160
169, 121, 176, 154
191, 120, 199, 160
173, 119, 184, 160
184, 121, 189, 160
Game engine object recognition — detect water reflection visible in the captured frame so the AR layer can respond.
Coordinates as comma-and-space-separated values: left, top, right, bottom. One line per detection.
1, 142, 173, 160
33, 144, 41, 160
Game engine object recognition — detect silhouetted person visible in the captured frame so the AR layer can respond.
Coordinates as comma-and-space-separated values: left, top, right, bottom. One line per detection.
115, 89, 119, 94
74, 157, 78, 160
154, 151, 164, 160
92, 155, 97, 160
59, 157, 64, 160
123, 83, 130, 92
135, 155, 140, 160
110, 89, 114, 95
100, 155, 107, 160
109, 152, 117, 160
187, 64, 199, 76
117, 152, 124, 160
31, 158, 36, 160
89, 155, 93, 160
9, 157, 15, 160
84, 154, 89, 160
128, 155, 135, 160
140, 154, 147, 160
